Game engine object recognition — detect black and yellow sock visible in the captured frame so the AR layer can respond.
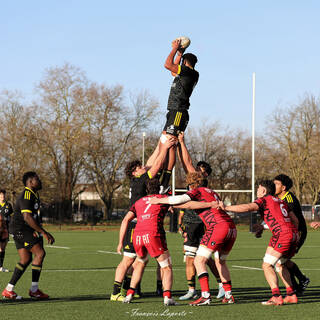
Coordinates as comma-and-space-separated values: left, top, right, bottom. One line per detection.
31, 264, 42, 283
187, 275, 196, 289
9, 263, 28, 285
123, 275, 132, 290
0, 251, 5, 267
161, 170, 172, 188
113, 281, 122, 295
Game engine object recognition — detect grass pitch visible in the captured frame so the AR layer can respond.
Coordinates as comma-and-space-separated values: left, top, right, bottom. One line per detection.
1, 227, 320, 320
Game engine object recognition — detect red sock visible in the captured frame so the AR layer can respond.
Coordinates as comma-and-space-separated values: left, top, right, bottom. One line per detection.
198, 272, 210, 293
127, 288, 135, 296
272, 288, 281, 297
286, 286, 295, 296
163, 290, 171, 298
222, 281, 232, 292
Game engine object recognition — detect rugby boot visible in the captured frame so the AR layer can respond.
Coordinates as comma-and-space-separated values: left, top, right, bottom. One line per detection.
222, 295, 235, 304
179, 290, 198, 300
2, 289, 22, 300
0, 267, 9, 272
164, 296, 178, 306
300, 277, 310, 291
216, 284, 225, 299
123, 293, 133, 304
261, 295, 283, 305
189, 296, 211, 306
29, 289, 49, 299
284, 294, 298, 304
110, 293, 125, 302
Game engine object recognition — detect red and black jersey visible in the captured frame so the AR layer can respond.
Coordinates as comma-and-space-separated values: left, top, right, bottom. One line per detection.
9, 187, 41, 234
254, 195, 295, 236
186, 187, 234, 229
130, 194, 170, 235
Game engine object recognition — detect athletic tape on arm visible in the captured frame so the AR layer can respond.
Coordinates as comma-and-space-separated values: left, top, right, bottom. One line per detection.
168, 194, 192, 205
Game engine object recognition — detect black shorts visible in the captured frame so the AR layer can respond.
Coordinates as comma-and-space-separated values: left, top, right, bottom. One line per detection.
13, 230, 43, 250
163, 110, 189, 136
185, 222, 205, 247
123, 221, 136, 255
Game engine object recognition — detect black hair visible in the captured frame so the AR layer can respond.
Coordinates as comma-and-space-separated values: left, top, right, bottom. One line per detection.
0, 189, 6, 195
182, 53, 198, 68
274, 174, 293, 191
125, 160, 142, 179
22, 171, 37, 186
196, 161, 212, 176
146, 178, 160, 195
258, 179, 275, 196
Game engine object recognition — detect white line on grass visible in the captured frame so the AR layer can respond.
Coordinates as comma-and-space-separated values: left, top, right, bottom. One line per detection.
97, 250, 120, 255
232, 265, 262, 271
46, 245, 70, 249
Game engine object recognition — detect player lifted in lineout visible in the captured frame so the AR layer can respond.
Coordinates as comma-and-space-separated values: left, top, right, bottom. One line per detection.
159, 37, 199, 193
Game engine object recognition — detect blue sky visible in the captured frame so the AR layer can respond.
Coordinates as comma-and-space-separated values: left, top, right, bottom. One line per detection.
1, 1, 319, 133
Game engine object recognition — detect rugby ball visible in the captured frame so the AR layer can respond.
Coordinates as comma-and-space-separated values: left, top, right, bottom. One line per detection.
177, 36, 191, 49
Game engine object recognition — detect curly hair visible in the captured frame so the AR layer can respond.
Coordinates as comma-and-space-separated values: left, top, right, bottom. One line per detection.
146, 178, 160, 195
186, 171, 205, 189
125, 160, 142, 179
274, 174, 293, 191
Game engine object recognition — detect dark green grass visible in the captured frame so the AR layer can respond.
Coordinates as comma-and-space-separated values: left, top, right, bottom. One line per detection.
1, 228, 320, 320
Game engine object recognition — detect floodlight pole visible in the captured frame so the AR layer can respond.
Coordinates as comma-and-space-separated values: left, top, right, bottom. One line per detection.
252, 72, 256, 202
142, 132, 146, 166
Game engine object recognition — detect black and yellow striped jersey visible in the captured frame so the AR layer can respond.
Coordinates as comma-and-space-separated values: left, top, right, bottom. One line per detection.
129, 171, 153, 207
10, 187, 41, 234
281, 191, 307, 232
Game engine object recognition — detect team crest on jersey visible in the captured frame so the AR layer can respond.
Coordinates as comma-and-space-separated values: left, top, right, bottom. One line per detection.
272, 197, 280, 202
34, 203, 39, 210
211, 241, 216, 246
278, 244, 282, 248
5, 209, 8, 213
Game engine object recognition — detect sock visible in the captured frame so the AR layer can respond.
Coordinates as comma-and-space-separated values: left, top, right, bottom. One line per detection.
127, 288, 135, 296
163, 290, 172, 299
157, 280, 162, 290
123, 275, 132, 290
187, 275, 196, 290
292, 263, 307, 283
198, 272, 210, 297
112, 281, 122, 295
222, 281, 232, 298
6, 284, 14, 292
161, 170, 172, 188
32, 264, 42, 283
0, 251, 5, 267
31, 282, 39, 293
156, 170, 163, 180
272, 287, 281, 297
9, 262, 28, 286
216, 276, 222, 284
288, 266, 299, 290
286, 286, 295, 296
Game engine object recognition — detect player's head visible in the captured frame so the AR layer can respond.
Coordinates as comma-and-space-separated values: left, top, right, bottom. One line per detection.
0, 189, 6, 201
182, 53, 198, 68
186, 171, 205, 190
257, 179, 275, 198
125, 160, 145, 179
146, 178, 160, 195
273, 174, 293, 196
196, 161, 212, 177
22, 171, 42, 190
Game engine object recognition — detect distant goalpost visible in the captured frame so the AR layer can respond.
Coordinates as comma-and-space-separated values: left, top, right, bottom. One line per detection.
171, 72, 256, 201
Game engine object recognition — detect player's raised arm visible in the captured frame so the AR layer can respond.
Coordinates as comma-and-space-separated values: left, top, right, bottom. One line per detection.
148, 136, 177, 178
164, 39, 181, 75
117, 211, 135, 254
148, 194, 192, 205
177, 132, 195, 174
224, 202, 259, 213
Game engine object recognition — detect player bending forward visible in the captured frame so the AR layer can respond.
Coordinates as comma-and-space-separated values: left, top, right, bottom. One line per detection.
117, 178, 214, 306
220, 180, 299, 305
149, 171, 237, 306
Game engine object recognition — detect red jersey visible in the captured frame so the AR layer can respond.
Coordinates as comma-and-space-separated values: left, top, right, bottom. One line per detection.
186, 187, 234, 229
130, 194, 169, 235
254, 195, 296, 236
